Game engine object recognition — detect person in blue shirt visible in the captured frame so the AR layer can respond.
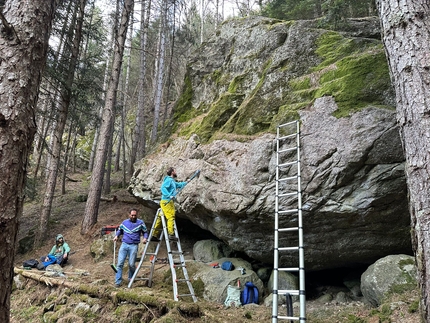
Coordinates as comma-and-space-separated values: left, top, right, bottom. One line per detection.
113, 208, 148, 287
152, 167, 189, 242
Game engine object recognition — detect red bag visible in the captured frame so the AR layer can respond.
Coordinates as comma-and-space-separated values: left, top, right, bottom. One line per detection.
101, 225, 119, 236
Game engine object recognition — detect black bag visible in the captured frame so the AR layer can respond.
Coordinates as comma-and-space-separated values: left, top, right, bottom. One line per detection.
23, 259, 39, 268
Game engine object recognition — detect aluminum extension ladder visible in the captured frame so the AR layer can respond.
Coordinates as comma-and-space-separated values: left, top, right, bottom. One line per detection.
128, 208, 197, 302
272, 120, 306, 322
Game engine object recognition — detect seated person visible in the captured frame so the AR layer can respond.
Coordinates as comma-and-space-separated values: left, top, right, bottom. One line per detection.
41, 234, 71, 267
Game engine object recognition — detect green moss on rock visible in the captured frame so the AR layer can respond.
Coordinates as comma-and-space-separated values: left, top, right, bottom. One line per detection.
174, 75, 195, 123
180, 92, 245, 142
228, 74, 247, 93
172, 24, 393, 143
284, 31, 392, 118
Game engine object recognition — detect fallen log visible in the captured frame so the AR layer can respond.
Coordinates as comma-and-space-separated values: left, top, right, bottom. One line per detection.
13, 267, 202, 317
100, 195, 139, 204
100, 195, 118, 202
14, 267, 79, 288
66, 176, 80, 182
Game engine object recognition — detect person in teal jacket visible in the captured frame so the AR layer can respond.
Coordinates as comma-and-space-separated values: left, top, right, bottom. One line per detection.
152, 167, 189, 241
41, 234, 71, 266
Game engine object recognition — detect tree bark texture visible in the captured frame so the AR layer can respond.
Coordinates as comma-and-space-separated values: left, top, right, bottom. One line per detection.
81, 0, 134, 234
377, 0, 430, 320
0, 1, 58, 322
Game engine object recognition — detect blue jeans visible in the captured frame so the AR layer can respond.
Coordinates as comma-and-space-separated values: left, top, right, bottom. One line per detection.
115, 242, 138, 285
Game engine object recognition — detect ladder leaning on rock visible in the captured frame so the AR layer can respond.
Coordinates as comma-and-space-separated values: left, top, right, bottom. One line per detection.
272, 120, 306, 322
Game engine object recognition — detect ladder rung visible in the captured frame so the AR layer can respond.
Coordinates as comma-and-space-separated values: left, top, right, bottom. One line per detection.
176, 278, 191, 282
278, 147, 297, 153
278, 161, 298, 167
277, 315, 299, 321
278, 227, 299, 232
138, 264, 152, 269
278, 247, 299, 251
278, 176, 298, 182
278, 209, 298, 214
173, 264, 186, 268
170, 251, 183, 255
178, 293, 195, 297
278, 133, 297, 140
278, 289, 301, 296
278, 192, 297, 198
278, 120, 298, 128
279, 267, 300, 272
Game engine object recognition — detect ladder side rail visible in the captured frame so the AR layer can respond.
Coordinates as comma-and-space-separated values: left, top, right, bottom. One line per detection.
147, 209, 165, 288
128, 209, 163, 288
296, 123, 306, 322
128, 238, 151, 288
145, 234, 163, 288
173, 222, 198, 302
161, 215, 180, 301
272, 124, 282, 323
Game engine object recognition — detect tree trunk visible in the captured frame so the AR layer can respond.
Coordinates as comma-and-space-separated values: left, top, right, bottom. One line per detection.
163, 0, 177, 125
32, 100, 52, 180
150, 0, 167, 144
377, 0, 430, 320
0, 1, 58, 321
35, 0, 87, 247
130, 0, 151, 173
89, 0, 119, 172
81, 0, 134, 234
115, 15, 133, 173
61, 120, 74, 194
103, 122, 114, 195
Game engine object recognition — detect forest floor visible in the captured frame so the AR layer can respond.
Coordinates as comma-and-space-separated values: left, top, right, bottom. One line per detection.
10, 171, 421, 323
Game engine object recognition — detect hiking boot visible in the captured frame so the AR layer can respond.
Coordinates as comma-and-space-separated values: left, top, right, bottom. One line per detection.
150, 236, 160, 242
168, 235, 178, 241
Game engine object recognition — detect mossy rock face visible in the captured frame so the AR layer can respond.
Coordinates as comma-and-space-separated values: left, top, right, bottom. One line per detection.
171, 16, 393, 143
179, 92, 245, 142
313, 32, 393, 117
174, 74, 194, 123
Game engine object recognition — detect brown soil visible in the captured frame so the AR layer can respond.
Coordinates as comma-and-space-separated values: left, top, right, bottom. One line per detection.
11, 171, 421, 322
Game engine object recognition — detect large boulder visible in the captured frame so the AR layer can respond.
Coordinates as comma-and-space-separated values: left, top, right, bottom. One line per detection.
129, 100, 410, 270
361, 254, 417, 307
129, 16, 412, 271
193, 239, 234, 262
189, 257, 264, 303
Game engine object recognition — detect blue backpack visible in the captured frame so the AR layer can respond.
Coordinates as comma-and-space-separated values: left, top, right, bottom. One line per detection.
221, 261, 234, 271
241, 281, 259, 304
